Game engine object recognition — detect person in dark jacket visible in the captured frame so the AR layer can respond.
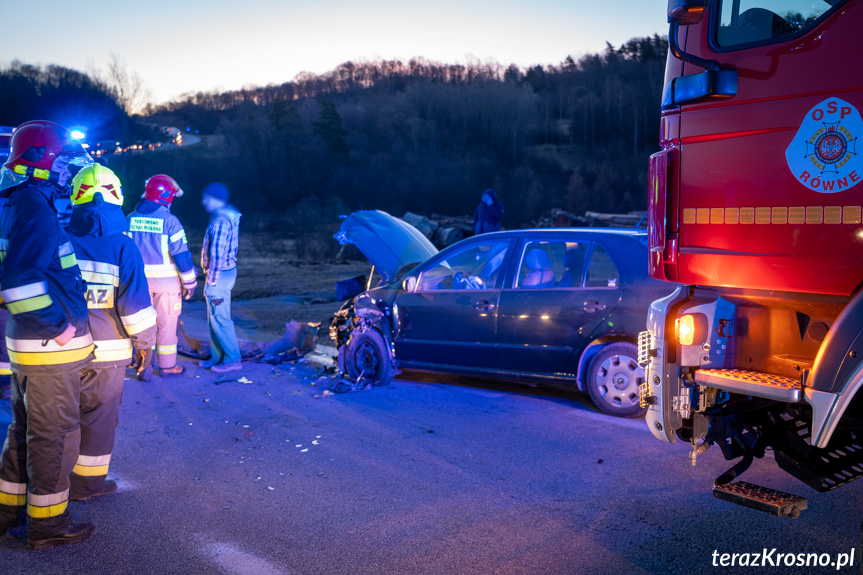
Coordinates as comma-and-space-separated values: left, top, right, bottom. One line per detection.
67, 164, 157, 501
0, 120, 96, 550
473, 189, 504, 235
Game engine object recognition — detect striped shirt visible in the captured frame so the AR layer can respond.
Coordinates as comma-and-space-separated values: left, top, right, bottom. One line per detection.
201, 206, 241, 285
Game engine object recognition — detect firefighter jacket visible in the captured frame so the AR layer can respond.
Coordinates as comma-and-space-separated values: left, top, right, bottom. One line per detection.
127, 199, 197, 290
0, 181, 93, 370
67, 202, 157, 367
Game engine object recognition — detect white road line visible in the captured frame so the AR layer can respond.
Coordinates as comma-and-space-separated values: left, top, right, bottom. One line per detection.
204, 542, 294, 575
567, 408, 648, 431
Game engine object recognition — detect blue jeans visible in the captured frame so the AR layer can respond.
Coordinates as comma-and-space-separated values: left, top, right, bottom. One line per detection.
204, 267, 240, 365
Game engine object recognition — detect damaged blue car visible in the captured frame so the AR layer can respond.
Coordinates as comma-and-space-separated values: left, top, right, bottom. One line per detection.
331, 210, 675, 418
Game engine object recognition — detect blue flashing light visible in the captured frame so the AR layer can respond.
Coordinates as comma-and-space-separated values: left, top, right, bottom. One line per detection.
69, 129, 86, 141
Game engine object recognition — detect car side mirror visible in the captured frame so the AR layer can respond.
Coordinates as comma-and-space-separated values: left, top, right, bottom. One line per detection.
668, 0, 706, 25
403, 276, 418, 292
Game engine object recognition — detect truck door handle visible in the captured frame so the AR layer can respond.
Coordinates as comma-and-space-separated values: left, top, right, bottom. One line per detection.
583, 300, 606, 312
474, 300, 496, 311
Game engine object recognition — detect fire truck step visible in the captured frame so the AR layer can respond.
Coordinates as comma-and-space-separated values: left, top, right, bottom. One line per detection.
694, 369, 801, 402
713, 481, 807, 518
774, 429, 863, 492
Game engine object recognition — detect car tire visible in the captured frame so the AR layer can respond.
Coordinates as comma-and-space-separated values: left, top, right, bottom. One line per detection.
338, 329, 396, 386
585, 341, 647, 418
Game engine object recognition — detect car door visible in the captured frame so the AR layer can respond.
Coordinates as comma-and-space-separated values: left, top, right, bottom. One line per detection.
394, 239, 512, 369
496, 237, 623, 375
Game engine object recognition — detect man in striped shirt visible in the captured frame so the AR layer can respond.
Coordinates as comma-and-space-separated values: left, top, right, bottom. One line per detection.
199, 183, 242, 373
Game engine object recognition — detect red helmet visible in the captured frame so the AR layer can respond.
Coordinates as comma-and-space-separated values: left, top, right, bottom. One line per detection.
1, 120, 92, 192
144, 174, 184, 207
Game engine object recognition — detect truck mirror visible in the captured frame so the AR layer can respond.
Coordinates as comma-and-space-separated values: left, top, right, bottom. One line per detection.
668, 0, 706, 25
662, 69, 738, 110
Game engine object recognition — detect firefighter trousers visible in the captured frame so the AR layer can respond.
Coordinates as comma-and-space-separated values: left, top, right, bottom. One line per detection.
0, 364, 88, 537
149, 284, 182, 369
70, 366, 125, 500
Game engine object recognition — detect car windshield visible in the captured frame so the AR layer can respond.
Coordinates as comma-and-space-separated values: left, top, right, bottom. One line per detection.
419, 241, 509, 291
715, 0, 844, 48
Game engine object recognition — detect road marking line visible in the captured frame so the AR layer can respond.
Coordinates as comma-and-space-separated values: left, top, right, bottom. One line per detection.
204, 542, 293, 575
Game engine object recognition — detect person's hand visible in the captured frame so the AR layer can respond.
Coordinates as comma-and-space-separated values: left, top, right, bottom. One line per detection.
134, 348, 153, 373
53, 324, 76, 346
182, 286, 195, 301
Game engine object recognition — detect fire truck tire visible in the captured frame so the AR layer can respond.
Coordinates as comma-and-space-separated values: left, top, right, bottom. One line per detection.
585, 342, 647, 418
339, 330, 395, 387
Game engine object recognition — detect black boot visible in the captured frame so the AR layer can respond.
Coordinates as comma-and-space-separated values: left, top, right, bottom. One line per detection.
0, 508, 25, 538
71, 479, 118, 502
27, 521, 96, 550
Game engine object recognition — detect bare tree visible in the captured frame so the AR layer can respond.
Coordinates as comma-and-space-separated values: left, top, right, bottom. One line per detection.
106, 54, 152, 116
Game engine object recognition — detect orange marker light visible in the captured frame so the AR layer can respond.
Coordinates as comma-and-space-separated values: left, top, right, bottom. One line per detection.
678, 314, 696, 346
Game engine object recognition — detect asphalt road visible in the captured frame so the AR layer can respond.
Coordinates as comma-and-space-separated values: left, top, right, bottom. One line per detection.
1, 359, 861, 574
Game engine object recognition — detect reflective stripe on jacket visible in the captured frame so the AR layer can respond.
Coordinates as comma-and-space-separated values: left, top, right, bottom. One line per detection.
127, 200, 197, 289
68, 204, 157, 367
0, 181, 92, 369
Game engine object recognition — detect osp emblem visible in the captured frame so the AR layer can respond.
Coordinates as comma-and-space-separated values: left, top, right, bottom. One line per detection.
786, 98, 861, 193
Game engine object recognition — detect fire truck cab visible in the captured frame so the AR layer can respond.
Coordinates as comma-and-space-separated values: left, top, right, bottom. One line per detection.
641, 0, 863, 517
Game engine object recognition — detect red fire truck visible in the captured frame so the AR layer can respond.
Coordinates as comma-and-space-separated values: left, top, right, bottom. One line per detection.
640, 0, 863, 517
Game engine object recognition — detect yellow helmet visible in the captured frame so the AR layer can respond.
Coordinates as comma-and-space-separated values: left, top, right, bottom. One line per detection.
71, 164, 124, 207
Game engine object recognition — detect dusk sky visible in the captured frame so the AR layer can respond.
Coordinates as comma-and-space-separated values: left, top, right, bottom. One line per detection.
3, 0, 668, 103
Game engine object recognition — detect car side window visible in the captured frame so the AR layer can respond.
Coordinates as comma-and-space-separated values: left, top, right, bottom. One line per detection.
419, 241, 509, 291
513, 241, 589, 289
585, 244, 620, 288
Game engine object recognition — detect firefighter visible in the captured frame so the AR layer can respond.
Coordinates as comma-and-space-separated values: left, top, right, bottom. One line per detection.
66, 164, 157, 500
127, 175, 197, 378
0, 120, 96, 549
0, 310, 10, 401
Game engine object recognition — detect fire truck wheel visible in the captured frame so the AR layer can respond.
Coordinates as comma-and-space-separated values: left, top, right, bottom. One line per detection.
585, 342, 647, 418
339, 329, 395, 387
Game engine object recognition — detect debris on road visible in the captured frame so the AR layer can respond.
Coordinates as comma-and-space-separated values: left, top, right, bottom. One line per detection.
306, 345, 338, 368
178, 321, 208, 359
257, 320, 320, 364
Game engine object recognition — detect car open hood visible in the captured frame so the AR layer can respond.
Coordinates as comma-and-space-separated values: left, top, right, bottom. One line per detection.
334, 210, 439, 282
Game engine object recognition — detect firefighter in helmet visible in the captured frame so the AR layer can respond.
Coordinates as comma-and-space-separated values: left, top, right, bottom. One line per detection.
127, 175, 197, 378
0, 120, 96, 549
66, 164, 157, 500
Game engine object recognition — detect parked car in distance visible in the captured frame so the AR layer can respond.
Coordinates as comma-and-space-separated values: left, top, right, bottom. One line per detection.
0, 126, 14, 165
332, 210, 677, 418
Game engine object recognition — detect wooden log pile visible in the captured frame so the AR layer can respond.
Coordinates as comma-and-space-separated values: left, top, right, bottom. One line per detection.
402, 208, 648, 249
402, 212, 474, 248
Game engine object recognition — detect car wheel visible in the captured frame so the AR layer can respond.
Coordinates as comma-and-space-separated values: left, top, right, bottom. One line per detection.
585, 342, 646, 418
339, 329, 395, 386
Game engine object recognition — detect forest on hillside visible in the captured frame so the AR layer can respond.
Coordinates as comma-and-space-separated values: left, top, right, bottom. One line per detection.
0, 36, 668, 243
